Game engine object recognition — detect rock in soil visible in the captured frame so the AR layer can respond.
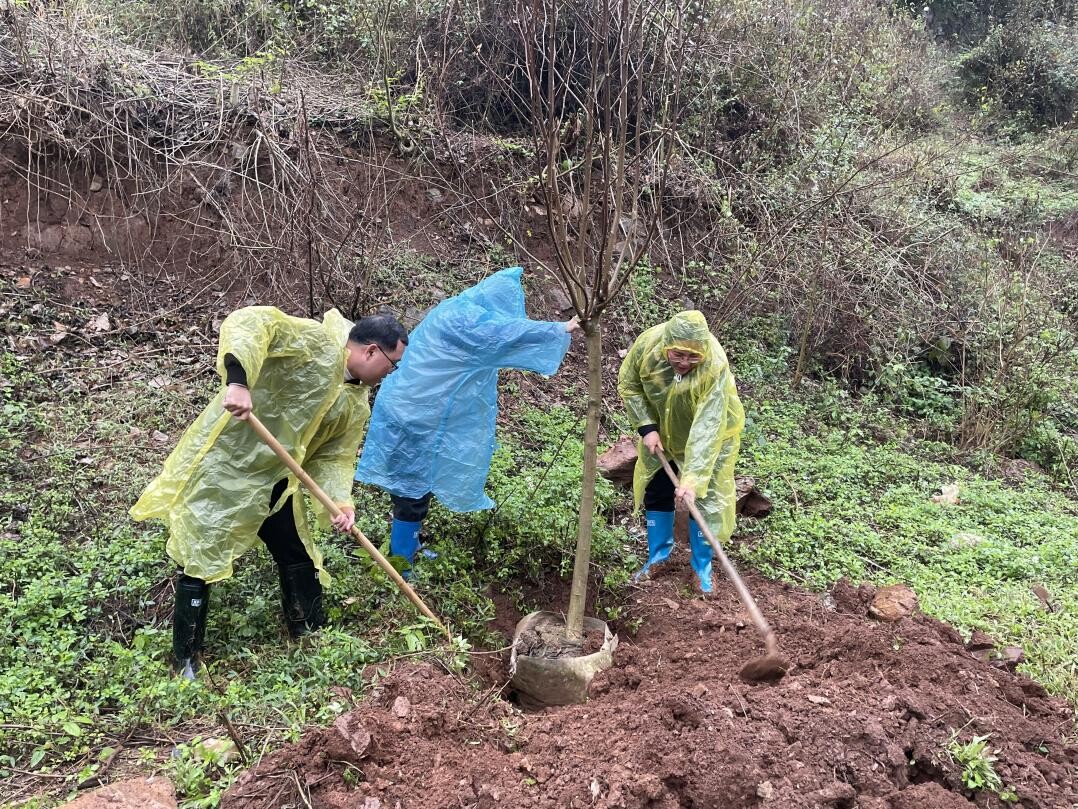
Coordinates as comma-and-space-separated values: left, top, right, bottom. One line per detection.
868, 583, 919, 622
597, 435, 638, 487
221, 567, 1077, 809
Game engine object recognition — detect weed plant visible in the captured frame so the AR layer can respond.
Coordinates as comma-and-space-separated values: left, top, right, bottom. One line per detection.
946, 730, 1019, 801
0, 314, 634, 806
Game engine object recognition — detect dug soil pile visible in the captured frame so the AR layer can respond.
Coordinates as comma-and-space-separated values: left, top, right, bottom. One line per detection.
223, 557, 1076, 809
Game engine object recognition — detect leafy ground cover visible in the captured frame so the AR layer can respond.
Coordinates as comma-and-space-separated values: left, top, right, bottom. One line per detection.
0, 275, 632, 807
736, 381, 1078, 703
1, 275, 1075, 808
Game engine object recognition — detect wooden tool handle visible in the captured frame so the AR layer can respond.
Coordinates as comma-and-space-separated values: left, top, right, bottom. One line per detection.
246, 413, 451, 640
657, 450, 775, 646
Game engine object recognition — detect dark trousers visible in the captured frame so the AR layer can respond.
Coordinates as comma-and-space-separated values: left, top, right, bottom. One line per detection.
391, 492, 432, 522
643, 461, 679, 512
257, 478, 313, 567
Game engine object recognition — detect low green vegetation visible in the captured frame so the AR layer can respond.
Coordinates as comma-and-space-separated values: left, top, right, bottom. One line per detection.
946, 730, 1018, 801
1, 281, 1076, 807
735, 376, 1078, 702
0, 296, 634, 805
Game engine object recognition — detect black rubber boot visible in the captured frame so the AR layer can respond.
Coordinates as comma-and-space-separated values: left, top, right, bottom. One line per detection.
172, 575, 209, 679
278, 562, 326, 639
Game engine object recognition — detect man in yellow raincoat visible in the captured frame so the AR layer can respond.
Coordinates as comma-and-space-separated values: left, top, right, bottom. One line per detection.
617, 311, 744, 593
131, 306, 407, 677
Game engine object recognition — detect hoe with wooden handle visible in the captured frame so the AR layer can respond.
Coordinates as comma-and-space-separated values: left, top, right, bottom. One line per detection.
658, 450, 787, 683
247, 413, 451, 641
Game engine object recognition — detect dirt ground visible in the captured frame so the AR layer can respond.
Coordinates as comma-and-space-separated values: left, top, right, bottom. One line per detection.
222, 552, 1078, 809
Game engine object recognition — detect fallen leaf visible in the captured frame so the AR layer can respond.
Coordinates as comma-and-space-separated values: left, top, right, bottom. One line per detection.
152, 430, 170, 443
16, 275, 31, 289
1031, 584, 1054, 612
87, 312, 110, 332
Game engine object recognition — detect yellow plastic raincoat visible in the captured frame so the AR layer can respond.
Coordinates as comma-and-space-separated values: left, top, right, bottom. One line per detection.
617, 311, 744, 541
130, 307, 371, 585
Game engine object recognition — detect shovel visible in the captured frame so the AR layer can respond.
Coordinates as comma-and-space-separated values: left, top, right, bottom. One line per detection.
658, 450, 787, 683
247, 413, 451, 641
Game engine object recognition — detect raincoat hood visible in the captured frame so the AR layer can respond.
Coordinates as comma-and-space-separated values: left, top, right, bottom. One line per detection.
661, 310, 713, 358
456, 266, 528, 318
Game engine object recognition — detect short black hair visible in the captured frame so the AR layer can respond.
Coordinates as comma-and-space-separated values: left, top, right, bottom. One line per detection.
348, 313, 408, 351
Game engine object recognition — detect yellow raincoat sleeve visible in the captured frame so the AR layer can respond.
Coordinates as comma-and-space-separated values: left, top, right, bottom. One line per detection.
215, 306, 281, 387
617, 332, 659, 428
679, 366, 733, 498
303, 391, 371, 521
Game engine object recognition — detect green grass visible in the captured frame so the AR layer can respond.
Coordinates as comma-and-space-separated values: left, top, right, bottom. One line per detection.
2, 288, 1076, 806
736, 386, 1078, 702
0, 300, 634, 806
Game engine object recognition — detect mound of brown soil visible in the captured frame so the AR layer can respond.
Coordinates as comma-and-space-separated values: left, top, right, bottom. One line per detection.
222, 564, 1076, 809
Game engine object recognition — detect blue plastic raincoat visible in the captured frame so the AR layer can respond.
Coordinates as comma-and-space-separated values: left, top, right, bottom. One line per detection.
355, 267, 571, 511
131, 306, 371, 585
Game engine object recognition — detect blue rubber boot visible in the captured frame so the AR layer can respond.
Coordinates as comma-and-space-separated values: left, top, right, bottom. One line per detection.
390, 519, 422, 579
689, 518, 714, 593
634, 510, 675, 581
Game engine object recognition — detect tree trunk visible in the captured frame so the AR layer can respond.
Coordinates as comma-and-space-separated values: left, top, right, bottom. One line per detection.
565, 320, 603, 640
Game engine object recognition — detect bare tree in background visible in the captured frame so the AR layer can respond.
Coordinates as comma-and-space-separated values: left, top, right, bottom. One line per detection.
509, 0, 697, 639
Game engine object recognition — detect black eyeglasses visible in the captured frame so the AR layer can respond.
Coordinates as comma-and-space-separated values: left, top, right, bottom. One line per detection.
375, 344, 399, 371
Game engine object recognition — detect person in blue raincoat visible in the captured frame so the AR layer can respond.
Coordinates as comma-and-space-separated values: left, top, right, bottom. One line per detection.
356, 267, 579, 573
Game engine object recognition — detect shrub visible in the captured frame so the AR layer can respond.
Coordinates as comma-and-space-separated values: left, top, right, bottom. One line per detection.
908, 0, 1074, 44
92, 0, 432, 68
959, 21, 1078, 129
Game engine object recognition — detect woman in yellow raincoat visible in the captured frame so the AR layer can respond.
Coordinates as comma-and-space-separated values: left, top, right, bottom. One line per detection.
617, 311, 744, 592
131, 306, 407, 677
